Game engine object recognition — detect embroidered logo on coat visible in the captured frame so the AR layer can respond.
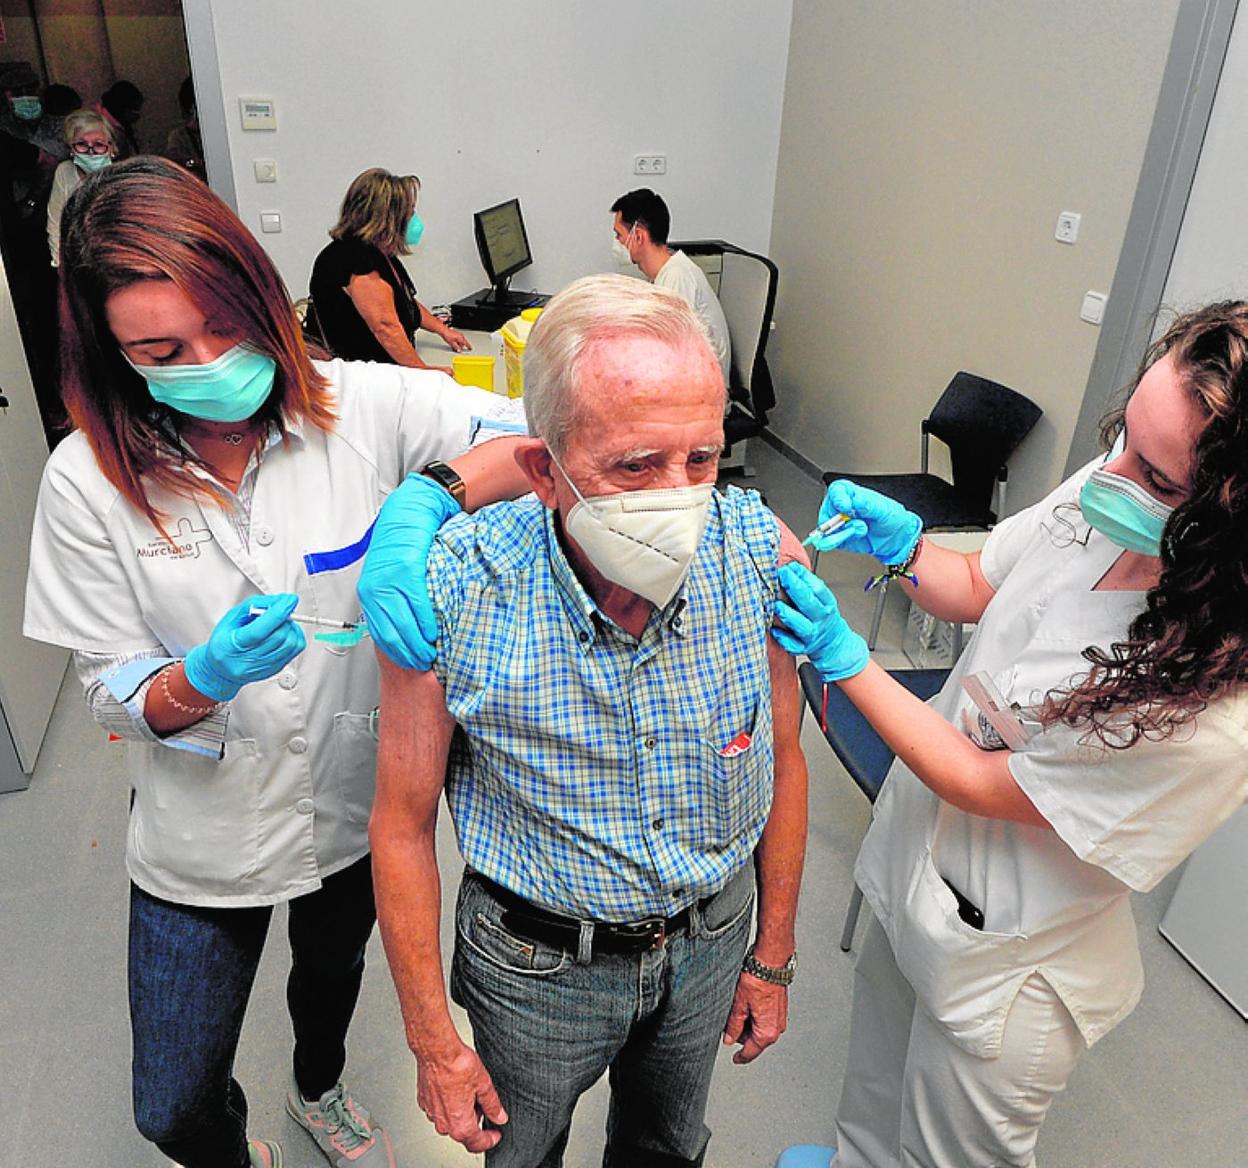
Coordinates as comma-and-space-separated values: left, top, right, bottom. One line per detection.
136, 517, 213, 561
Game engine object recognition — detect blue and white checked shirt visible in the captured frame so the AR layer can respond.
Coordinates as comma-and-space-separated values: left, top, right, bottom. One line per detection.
427, 485, 780, 921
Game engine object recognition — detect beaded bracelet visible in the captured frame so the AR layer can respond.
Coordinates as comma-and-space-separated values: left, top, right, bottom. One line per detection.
865, 532, 924, 592
158, 667, 223, 717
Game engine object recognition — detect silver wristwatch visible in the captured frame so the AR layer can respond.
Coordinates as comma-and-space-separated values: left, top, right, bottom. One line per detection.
742, 944, 797, 986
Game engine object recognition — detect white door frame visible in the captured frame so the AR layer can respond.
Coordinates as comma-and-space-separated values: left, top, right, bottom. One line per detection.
1065, 0, 1240, 472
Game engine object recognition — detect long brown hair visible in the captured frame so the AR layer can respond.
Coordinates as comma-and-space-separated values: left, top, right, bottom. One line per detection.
1042, 301, 1248, 746
329, 167, 420, 256
58, 156, 335, 532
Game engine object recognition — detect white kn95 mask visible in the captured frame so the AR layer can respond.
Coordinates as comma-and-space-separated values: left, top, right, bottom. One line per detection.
552, 453, 714, 609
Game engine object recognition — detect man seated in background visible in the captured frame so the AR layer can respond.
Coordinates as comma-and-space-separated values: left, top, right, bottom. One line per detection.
370, 274, 806, 1167
611, 187, 732, 382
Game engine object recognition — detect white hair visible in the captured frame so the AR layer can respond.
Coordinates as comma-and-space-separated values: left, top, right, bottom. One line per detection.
522, 273, 719, 456
62, 108, 114, 149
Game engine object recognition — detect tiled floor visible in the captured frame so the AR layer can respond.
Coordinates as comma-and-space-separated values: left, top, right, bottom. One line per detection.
2, 437, 1245, 1167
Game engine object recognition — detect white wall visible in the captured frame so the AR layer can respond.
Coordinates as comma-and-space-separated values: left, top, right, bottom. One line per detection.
205, 1, 793, 307
767, 1, 1180, 512
1162, 5, 1248, 310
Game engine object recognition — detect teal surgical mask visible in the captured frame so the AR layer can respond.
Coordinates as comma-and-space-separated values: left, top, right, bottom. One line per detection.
72, 152, 111, 174
11, 95, 41, 121
1079, 465, 1175, 557
128, 343, 277, 424
405, 213, 424, 248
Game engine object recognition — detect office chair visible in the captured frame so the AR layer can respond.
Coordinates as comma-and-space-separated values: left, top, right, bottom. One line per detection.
818, 371, 1041, 649
798, 661, 949, 950
669, 240, 779, 477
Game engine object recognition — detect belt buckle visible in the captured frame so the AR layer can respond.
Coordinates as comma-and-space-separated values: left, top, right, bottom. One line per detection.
647, 917, 667, 950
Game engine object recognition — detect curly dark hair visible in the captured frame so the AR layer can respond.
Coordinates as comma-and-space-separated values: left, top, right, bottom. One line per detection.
1041, 301, 1248, 746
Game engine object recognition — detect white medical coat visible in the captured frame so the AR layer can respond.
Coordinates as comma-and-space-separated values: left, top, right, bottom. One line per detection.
857, 460, 1248, 1057
25, 359, 496, 908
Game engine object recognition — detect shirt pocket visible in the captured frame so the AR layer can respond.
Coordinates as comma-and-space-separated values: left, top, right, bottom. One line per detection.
331, 711, 379, 827
131, 737, 263, 885
301, 524, 374, 657
699, 694, 770, 848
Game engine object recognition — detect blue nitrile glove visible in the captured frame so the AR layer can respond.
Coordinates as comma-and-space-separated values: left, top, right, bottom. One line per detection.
357, 472, 462, 670
184, 593, 306, 702
774, 562, 870, 681
806, 480, 922, 565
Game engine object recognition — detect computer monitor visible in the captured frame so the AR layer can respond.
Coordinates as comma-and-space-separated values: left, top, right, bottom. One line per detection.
473, 198, 536, 307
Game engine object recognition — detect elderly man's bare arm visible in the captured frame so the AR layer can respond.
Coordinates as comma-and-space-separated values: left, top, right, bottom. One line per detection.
370, 655, 507, 1152
722, 633, 809, 1063
776, 517, 812, 570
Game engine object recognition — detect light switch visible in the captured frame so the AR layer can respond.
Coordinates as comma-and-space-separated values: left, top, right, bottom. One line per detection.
240, 97, 277, 131
1080, 291, 1107, 325
260, 211, 282, 234
254, 159, 277, 183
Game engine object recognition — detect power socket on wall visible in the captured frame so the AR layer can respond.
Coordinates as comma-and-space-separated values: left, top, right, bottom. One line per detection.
634, 154, 667, 175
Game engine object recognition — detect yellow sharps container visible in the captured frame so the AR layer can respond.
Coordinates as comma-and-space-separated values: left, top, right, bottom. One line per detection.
500, 307, 543, 399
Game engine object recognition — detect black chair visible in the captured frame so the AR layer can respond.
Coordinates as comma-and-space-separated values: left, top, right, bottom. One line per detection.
669, 240, 778, 477
819, 371, 1041, 649
799, 661, 949, 951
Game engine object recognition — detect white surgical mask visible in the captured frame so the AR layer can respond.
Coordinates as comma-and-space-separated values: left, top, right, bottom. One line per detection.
611, 225, 635, 268
553, 453, 713, 609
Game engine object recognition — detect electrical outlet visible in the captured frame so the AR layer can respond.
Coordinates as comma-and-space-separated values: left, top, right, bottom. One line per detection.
633, 154, 668, 176
1055, 211, 1081, 244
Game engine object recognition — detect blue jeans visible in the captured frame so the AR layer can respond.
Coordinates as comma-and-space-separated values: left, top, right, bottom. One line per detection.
128, 855, 376, 1168
450, 865, 755, 1168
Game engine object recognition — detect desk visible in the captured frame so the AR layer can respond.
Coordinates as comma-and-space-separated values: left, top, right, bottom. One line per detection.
416, 328, 507, 397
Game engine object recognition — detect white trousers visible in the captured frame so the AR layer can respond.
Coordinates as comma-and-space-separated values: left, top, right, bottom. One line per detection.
834, 915, 1085, 1168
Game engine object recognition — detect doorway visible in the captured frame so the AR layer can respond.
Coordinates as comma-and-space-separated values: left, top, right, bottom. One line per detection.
1, 0, 203, 444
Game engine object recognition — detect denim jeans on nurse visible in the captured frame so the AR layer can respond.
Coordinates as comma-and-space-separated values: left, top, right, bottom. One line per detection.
450, 865, 755, 1168
128, 855, 376, 1168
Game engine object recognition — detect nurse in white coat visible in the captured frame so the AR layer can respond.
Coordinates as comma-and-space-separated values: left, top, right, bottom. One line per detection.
773, 301, 1248, 1167
23, 158, 529, 1168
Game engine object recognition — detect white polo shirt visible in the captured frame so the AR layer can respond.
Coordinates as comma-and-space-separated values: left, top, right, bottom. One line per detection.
654, 250, 732, 382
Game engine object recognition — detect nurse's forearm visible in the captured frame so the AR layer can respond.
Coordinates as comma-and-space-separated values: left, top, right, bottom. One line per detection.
445, 437, 531, 512
838, 661, 1051, 828
895, 542, 996, 625
144, 662, 221, 736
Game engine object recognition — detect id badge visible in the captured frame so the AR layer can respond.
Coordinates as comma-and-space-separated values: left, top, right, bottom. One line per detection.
961, 671, 1036, 751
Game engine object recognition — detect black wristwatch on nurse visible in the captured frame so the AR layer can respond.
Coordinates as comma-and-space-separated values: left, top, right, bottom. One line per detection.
742, 944, 798, 986
419, 460, 467, 507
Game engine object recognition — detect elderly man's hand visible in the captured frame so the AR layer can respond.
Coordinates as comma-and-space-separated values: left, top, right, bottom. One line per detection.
722, 971, 789, 1064
416, 1040, 508, 1152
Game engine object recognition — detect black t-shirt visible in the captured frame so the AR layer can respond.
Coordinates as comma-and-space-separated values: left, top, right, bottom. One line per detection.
309, 236, 419, 363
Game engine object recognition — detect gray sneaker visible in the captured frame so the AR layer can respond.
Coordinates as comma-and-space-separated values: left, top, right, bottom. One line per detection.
248, 1139, 283, 1168
285, 1079, 396, 1167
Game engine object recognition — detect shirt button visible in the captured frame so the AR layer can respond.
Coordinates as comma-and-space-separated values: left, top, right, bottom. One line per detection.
254, 525, 275, 547
578, 631, 590, 643
288, 736, 308, 754
652, 817, 664, 831
296, 797, 314, 815
278, 670, 297, 690
644, 736, 657, 750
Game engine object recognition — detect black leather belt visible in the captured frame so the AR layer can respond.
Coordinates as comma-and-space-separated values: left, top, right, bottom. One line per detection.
477, 875, 708, 955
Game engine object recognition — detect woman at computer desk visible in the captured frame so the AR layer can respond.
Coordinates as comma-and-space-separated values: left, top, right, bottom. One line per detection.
309, 167, 469, 375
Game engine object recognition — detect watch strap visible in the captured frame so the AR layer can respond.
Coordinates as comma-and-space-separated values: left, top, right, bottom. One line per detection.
420, 459, 467, 507
742, 944, 797, 986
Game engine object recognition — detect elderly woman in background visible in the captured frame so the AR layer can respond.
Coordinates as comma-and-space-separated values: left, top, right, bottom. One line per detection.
309, 167, 469, 374
47, 108, 115, 266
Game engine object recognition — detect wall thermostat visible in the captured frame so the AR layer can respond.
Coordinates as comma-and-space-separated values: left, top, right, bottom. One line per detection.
239, 97, 277, 131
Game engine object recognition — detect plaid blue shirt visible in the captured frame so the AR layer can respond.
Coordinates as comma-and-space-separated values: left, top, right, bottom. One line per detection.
427, 485, 780, 920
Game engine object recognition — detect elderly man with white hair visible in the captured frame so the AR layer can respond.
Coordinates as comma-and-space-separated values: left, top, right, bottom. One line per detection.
367, 273, 809, 1167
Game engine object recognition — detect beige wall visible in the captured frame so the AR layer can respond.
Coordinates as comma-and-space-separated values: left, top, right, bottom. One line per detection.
768, 1, 1180, 511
